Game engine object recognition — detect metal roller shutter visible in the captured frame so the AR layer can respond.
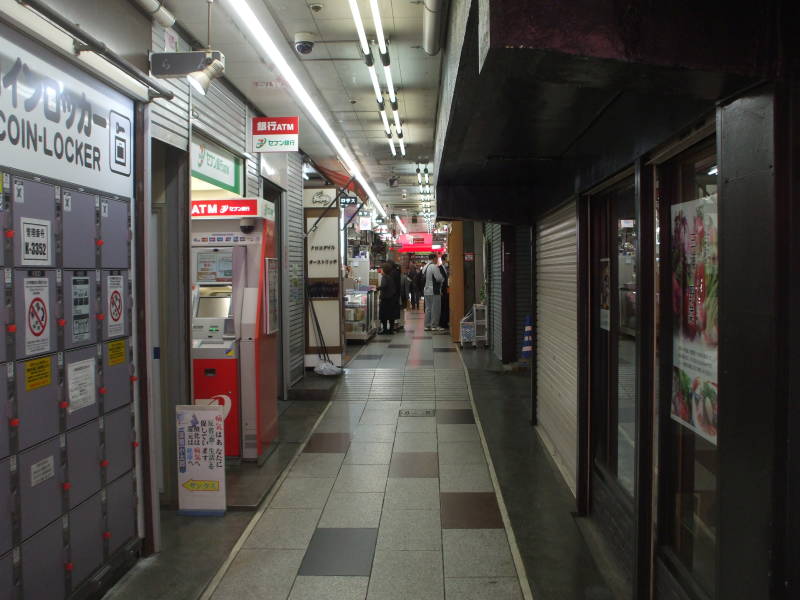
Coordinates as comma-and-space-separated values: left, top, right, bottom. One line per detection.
245, 107, 261, 197
191, 80, 247, 155
150, 25, 190, 150
514, 225, 533, 359
535, 200, 578, 494
286, 153, 305, 384
488, 223, 503, 361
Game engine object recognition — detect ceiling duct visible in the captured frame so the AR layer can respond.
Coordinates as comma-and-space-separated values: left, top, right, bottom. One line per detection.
422, 0, 445, 56
130, 0, 175, 28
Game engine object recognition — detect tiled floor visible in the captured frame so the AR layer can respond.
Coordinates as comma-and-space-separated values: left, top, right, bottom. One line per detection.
210, 311, 524, 600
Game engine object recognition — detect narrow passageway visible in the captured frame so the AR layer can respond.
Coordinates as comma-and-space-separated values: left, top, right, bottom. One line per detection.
208, 309, 526, 600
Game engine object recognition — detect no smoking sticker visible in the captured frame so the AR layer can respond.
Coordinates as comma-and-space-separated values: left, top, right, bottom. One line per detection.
24, 278, 50, 355
107, 275, 125, 337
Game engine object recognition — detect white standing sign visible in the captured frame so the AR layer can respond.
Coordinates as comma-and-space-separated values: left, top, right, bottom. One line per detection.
24, 277, 50, 355
176, 404, 226, 515
107, 275, 125, 337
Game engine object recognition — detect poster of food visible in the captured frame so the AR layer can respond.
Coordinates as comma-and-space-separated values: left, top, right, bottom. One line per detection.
670, 195, 718, 444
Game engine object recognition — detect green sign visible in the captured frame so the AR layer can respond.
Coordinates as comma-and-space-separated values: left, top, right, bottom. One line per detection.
191, 139, 242, 194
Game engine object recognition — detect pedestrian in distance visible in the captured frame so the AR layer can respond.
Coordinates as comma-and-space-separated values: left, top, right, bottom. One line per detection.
378, 262, 397, 334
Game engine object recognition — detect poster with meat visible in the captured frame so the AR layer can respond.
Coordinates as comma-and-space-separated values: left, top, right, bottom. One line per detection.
670, 194, 718, 445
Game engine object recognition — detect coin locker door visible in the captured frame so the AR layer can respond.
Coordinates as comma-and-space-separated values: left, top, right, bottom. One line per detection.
99, 198, 129, 269
64, 270, 98, 349
18, 437, 64, 540
61, 190, 98, 269
102, 339, 130, 413
65, 346, 99, 430
0, 459, 11, 556
101, 270, 128, 340
66, 420, 101, 509
21, 519, 66, 600
68, 492, 103, 589
11, 177, 57, 269
0, 551, 15, 600
0, 281, 8, 365
106, 471, 135, 555
16, 355, 59, 451
104, 407, 133, 483
14, 269, 58, 359
0, 367, 8, 459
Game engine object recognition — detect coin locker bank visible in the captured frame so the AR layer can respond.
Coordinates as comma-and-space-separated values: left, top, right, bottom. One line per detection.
0, 22, 138, 600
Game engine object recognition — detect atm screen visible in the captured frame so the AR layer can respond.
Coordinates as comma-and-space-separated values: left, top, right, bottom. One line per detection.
197, 296, 231, 318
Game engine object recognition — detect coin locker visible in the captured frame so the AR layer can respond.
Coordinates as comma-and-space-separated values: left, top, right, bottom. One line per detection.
101, 270, 128, 340
18, 436, 64, 540
15, 355, 59, 452
66, 420, 101, 510
0, 366, 8, 460
0, 276, 10, 365
11, 177, 57, 269
13, 269, 59, 359
103, 407, 133, 483
63, 270, 98, 349
0, 551, 14, 600
0, 458, 11, 556
61, 189, 99, 269
21, 518, 66, 600
68, 492, 104, 589
99, 198, 129, 269
106, 471, 135, 555
102, 339, 130, 414
64, 346, 99, 430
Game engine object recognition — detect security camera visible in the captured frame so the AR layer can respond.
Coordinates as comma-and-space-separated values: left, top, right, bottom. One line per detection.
240, 218, 255, 234
294, 32, 317, 55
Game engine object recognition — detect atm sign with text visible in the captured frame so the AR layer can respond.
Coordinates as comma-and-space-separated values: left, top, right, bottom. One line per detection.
191, 199, 260, 219
252, 116, 299, 153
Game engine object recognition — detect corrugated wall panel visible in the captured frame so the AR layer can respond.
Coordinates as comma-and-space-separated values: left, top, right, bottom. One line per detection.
286, 153, 305, 384
192, 80, 247, 155
488, 223, 503, 361
536, 200, 578, 494
515, 225, 532, 358
245, 107, 260, 197
150, 25, 190, 150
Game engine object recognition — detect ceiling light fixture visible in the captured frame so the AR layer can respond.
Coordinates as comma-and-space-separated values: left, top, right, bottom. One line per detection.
387, 134, 396, 157
416, 167, 422, 184
424, 168, 429, 184
187, 0, 225, 96
395, 214, 407, 234
347, 0, 371, 54
397, 134, 406, 157
226, 0, 386, 217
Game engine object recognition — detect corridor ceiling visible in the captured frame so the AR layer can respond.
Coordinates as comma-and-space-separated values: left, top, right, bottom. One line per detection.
166, 0, 442, 230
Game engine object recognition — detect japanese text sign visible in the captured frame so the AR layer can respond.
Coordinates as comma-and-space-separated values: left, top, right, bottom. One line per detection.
252, 116, 299, 153
177, 404, 226, 515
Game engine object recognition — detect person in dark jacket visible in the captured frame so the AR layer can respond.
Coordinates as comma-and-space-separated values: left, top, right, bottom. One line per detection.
439, 254, 450, 329
378, 262, 397, 334
388, 260, 402, 328
408, 264, 421, 309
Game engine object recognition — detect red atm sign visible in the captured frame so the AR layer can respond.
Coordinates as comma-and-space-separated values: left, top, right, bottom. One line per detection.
191, 198, 260, 219
252, 116, 299, 153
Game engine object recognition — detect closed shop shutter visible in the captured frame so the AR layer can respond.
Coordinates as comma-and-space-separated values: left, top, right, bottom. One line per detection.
245, 107, 261, 197
192, 80, 247, 156
150, 25, 190, 150
514, 225, 533, 359
488, 223, 503, 361
286, 153, 305, 384
536, 200, 578, 494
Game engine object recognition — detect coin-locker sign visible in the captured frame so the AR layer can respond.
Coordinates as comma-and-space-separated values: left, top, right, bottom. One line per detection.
20, 217, 52, 266
107, 275, 125, 337
24, 278, 50, 355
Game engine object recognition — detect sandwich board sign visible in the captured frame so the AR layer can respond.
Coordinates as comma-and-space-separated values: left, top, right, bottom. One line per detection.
176, 404, 226, 515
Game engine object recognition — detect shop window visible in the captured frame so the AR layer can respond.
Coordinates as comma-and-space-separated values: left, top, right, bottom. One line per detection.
658, 141, 718, 597
589, 176, 637, 495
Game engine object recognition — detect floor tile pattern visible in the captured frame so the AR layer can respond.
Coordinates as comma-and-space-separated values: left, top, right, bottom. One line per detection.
211, 311, 522, 600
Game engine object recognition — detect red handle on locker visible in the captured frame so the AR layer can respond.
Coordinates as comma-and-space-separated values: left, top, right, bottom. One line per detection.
58, 319, 66, 327
59, 401, 68, 409
103, 531, 112, 540
97, 313, 106, 321
9, 418, 19, 427
96, 239, 104, 247
100, 459, 109, 467
4, 230, 13, 239
64, 563, 73, 572
62, 482, 71, 491
99, 387, 107, 395
6, 324, 16, 333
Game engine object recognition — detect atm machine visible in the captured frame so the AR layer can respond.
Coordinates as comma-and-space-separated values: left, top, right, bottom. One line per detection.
190, 198, 278, 462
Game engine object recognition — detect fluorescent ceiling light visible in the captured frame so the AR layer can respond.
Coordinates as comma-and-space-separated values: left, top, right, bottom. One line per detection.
398, 137, 405, 156
226, 0, 386, 217
395, 215, 407, 234
387, 136, 396, 156
379, 110, 391, 135
383, 65, 396, 104
347, 0, 371, 55
369, 0, 387, 54
391, 108, 401, 135
367, 64, 383, 104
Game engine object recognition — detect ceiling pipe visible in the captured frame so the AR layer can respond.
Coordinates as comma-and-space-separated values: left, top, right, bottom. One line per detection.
130, 0, 175, 28
422, 0, 444, 56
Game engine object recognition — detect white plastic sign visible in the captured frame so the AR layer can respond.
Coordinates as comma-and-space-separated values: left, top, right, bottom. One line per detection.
176, 404, 226, 515
107, 275, 125, 337
67, 358, 96, 414
30, 455, 55, 487
24, 278, 50, 355
20, 218, 52, 266
71, 276, 91, 343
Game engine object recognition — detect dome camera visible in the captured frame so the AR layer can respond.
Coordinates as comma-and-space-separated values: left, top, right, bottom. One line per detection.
240, 218, 255, 234
294, 32, 317, 55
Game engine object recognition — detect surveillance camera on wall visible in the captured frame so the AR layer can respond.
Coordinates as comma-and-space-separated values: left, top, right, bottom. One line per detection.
240, 218, 255, 234
294, 32, 317, 55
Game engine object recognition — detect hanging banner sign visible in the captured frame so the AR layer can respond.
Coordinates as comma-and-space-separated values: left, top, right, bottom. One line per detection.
176, 404, 226, 515
24, 278, 50, 355
190, 139, 241, 194
107, 275, 125, 337
0, 22, 134, 197
190, 198, 264, 219
252, 116, 299, 153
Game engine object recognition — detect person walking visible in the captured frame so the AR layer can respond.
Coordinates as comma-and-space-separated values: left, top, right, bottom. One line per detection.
408, 264, 420, 310
439, 254, 450, 330
388, 260, 403, 331
422, 253, 445, 332
378, 262, 398, 334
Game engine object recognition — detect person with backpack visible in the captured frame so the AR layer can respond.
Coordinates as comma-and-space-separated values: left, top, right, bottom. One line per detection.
421, 253, 445, 332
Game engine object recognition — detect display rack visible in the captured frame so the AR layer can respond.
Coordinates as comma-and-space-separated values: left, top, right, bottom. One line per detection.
344, 290, 378, 341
